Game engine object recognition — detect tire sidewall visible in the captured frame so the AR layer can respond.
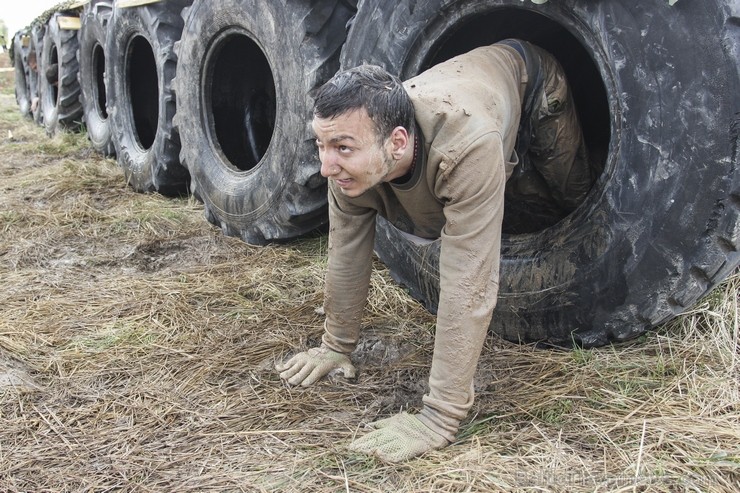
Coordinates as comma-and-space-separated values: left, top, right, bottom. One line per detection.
13, 33, 31, 116
79, 2, 114, 155
30, 26, 45, 125
39, 18, 62, 134
177, 0, 306, 230
108, 8, 159, 187
108, 5, 187, 193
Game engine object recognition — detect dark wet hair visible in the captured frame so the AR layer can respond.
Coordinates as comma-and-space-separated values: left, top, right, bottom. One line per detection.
312, 64, 415, 142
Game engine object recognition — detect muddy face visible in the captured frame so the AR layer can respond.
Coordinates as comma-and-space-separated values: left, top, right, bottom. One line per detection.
312, 109, 400, 197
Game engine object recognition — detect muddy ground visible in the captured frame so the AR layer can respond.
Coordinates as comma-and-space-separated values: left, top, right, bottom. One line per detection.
1, 51, 738, 492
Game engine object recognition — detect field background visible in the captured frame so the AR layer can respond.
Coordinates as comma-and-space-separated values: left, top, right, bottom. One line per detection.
1, 53, 738, 492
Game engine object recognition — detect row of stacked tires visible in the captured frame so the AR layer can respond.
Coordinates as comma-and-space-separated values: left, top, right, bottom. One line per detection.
9, 0, 740, 349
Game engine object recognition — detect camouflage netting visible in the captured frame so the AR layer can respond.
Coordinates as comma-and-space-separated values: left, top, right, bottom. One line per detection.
6, 1, 85, 64
29, 1, 85, 30
7, 33, 17, 66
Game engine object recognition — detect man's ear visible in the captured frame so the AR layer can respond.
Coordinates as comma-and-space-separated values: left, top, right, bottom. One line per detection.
389, 126, 410, 159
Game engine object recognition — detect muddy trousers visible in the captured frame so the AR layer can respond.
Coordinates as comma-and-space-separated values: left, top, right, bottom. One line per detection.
500, 39, 592, 230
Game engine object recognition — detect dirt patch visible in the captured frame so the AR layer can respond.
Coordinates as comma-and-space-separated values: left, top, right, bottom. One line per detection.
0, 351, 39, 391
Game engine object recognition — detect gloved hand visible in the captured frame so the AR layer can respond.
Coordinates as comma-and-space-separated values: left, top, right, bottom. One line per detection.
276, 344, 356, 386
349, 412, 450, 462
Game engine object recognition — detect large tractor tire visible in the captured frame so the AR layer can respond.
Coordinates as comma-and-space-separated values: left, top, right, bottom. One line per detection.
342, 0, 740, 347
29, 25, 46, 125
107, 0, 193, 196
39, 13, 84, 135
174, 0, 356, 244
78, 0, 115, 156
12, 31, 32, 117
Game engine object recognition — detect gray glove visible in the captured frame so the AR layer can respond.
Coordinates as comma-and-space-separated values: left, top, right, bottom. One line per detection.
349, 412, 450, 462
276, 344, 356, 386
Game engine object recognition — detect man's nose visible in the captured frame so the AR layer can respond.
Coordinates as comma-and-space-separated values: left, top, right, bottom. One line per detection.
320, 152, 339, 178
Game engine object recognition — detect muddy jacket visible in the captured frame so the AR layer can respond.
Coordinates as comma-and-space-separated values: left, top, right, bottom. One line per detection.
322, 44, 528, 441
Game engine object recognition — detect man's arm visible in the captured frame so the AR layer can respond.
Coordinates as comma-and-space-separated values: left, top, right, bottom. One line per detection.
277, 185, 376, 384
418, 131, 508, 439
321, 186, 377, 353
350, 132, 509, 460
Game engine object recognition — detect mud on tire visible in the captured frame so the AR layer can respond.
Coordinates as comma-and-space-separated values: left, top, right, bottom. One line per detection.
343, 0, 740, 347
78, 0, 115, 156
39, 13, 84, 135
107, 0, 192, 195
174, 0, 356, 244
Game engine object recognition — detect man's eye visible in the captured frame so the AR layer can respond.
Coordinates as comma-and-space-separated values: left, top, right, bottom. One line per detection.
339, 145, 351, 152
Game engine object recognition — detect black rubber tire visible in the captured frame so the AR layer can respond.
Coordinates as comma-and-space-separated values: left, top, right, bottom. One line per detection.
78, 0, 115, 156
343, 0, 740, 347
39, 13, 84, 135
174, 0, 355, 244
12, 31, 32, 117
29, 25, 46, 126
106, 0, 192, 196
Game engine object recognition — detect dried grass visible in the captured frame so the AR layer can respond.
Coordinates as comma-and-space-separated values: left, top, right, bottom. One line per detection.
1, 94, 738, 492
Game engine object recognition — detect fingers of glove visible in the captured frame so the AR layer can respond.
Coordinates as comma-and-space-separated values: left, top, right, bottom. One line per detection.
275, 351, 307, 373
277, 353, 314, 383
351, 413, 450, 461
349, 426, 428, 463
277, 347, 354, 386
284, 360, 327, 386
349, 426, 398, 453
298, 362, 336, 387
377, 436, 431, 463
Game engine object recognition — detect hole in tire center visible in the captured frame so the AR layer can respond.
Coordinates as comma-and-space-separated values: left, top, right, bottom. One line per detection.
127, 35, 158, 151
28, 49, 38, 89
207, 32, 276, 172
423, 8, 610, 235
49, 43, 59, 105
15, 50, 28, 95
92, 42, 108, 119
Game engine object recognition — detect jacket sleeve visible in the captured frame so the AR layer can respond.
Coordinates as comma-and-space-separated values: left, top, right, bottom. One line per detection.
418, 130, 510, 442
321, 184, 377, 354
